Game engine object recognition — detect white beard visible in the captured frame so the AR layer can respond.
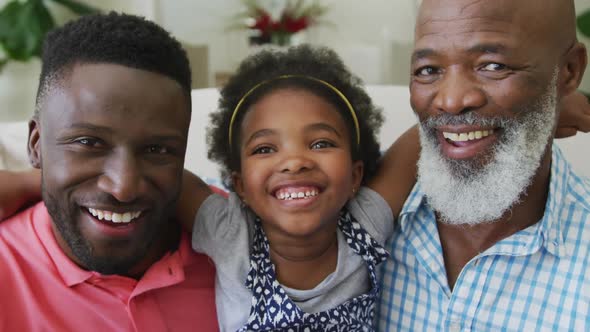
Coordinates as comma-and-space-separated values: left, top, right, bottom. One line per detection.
416, 74, 558, 225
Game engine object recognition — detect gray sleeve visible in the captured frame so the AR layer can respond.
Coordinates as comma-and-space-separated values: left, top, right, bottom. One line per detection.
191, 193, 250, 259
346, 186, 394, 245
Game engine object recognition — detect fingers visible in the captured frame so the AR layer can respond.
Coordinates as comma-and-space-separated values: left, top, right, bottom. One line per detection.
554, 127, 578, 139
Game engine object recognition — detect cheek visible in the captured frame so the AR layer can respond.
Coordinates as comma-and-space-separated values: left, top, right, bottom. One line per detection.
410, 84, 432, 120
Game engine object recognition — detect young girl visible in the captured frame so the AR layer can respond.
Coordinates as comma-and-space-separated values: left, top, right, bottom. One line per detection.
174, 44, 416, 331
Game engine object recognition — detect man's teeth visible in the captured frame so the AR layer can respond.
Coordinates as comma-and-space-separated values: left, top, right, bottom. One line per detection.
443, 129, 494, 142
87, 208, 141, 223
276, 189, 319, 200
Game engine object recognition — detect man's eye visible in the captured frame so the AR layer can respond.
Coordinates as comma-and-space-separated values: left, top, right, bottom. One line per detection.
146, 145, 169, 154
75, 137, 101, 147
252, 146, 275, 155
415, 66, 438, 77
311, 140, 335, 150
481, 63, 507, 71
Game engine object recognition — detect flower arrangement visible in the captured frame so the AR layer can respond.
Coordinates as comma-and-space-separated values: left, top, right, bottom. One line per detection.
232, 0, 329, 46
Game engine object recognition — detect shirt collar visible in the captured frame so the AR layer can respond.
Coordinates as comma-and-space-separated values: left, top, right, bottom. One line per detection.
399, 144, 572, 258
35, 204, 192, 288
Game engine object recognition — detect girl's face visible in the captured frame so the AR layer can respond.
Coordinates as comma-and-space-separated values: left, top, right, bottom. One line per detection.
232, 88, 363, 238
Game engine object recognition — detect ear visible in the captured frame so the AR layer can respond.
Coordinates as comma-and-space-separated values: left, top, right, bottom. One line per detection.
231, 171, 247, 205
351, 160, 364, 197
27, 119, 42, 169
559, 42, 587, 96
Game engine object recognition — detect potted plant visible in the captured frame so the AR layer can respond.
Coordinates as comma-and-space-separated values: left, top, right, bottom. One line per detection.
0, 0, 98, 121
229, 0, 330, 47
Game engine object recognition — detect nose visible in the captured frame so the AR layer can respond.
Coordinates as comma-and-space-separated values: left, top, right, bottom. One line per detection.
432, 68, 486, 115
97, 151, 143, 202
278, 151, 315, 174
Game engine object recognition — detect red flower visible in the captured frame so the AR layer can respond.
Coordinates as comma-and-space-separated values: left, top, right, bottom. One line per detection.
283, 15, 309, 33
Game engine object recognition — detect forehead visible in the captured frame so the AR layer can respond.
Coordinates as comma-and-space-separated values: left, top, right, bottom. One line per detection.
415, 0, 550, 52
40, 63, 190, 139
241, 88, 349, 133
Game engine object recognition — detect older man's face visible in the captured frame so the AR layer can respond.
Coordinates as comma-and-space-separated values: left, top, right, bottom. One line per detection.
409, 0, 561, 224
28, 63, 190, 275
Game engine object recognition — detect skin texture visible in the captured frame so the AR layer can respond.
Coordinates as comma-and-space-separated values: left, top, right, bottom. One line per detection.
232, 88, 363, 289
412, 0, 587, 288
28, 63, 190, 278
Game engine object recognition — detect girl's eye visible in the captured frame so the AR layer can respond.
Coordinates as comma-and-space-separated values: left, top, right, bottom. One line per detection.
252, 146, 275, 154
146, 145, 170, 154
311, 140, 335, 150
481, 62, 507, 72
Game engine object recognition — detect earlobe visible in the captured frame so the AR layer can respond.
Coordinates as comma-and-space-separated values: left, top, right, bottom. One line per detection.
560, 42, 588, 96
27, 119, 42, 169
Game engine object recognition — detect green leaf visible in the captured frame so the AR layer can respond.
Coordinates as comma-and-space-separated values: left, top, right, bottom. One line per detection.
49, 0, 100, 15
577, 9, 590, 38
0, 0, 56, 61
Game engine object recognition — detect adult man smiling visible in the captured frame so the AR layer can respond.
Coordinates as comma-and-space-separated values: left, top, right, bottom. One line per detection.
0, 13, 216, 331
377, 0, 590, 330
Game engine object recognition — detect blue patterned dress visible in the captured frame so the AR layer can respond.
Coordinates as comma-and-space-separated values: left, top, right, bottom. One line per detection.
238, 209, 389, 332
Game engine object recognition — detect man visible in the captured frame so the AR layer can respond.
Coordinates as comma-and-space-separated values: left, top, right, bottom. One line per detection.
0, 13, 217, 331
376, 0, 590, 330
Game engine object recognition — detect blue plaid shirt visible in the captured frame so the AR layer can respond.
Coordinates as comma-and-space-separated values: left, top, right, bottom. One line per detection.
377, 145, 590, 331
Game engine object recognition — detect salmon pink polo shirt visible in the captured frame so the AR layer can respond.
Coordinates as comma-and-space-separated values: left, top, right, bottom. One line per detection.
0, 202, 218, 332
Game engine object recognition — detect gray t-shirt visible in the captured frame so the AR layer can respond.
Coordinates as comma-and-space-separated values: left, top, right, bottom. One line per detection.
192, 187, 393, 332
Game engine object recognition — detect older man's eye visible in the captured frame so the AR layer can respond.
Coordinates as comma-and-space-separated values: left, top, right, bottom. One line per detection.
481, 62, 507, 71
415, 66, 438, 77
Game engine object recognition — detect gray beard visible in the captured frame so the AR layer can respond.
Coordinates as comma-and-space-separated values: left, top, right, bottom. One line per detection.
416, 75, 557, 225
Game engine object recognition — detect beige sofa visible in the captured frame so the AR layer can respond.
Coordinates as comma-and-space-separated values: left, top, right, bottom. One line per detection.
1, 86, 589, 183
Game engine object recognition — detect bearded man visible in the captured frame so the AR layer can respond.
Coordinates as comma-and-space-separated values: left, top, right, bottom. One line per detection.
376, 0, 590, 330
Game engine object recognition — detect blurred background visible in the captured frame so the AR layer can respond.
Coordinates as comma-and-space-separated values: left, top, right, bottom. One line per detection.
2, 0, 590, 122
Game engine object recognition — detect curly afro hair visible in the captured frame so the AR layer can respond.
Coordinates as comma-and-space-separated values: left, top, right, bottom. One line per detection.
35, 12, 191, 117
208, 44, 384, 189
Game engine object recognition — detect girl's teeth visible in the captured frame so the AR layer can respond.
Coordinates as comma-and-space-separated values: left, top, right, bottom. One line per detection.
275, 189, 319, 200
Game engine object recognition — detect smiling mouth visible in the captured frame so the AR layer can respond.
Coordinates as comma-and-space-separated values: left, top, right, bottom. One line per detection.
274, 186, 320, 200
86, 208, 142, 224
442, 129, 495, 145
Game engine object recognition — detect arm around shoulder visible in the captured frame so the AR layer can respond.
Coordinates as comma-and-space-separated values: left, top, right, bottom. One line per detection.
175, 169, 214, 233
0, 168, 41, 220
368, 125, 420, 218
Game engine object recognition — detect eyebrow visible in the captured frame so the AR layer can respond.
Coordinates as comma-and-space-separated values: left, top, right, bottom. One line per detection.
412, 43, 509, 62
304, 122, 342, 138
65, 123, 185, 142
244, 122, 343, 146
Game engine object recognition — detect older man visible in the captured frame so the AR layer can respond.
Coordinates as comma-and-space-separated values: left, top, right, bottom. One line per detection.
0, 13, 217, 331
376, 0, 590, 330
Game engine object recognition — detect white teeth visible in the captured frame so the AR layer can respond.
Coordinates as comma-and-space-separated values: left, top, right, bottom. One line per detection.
87, 208, 142, 223
443, 129, 494, 142
276, 189, 319, 200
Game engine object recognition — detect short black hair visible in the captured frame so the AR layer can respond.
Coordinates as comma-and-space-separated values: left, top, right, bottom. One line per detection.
35, 12, 191, 116
208, 44, 383, 189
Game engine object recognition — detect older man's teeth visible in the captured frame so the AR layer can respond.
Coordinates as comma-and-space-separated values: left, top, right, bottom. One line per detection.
443, 129, 494, 142
276, 189, 319, 200
88, 208, 141, 223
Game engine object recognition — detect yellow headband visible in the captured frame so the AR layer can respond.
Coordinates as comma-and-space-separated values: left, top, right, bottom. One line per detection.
228, 75, 361, 151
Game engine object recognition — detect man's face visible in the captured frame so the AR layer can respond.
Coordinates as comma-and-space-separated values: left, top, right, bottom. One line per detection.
410, 0, 562, 225
29, 63, 190, 275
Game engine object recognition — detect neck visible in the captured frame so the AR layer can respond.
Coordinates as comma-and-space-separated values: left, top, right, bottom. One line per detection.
264, 222, 339, 290
438, 146, 553, 289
